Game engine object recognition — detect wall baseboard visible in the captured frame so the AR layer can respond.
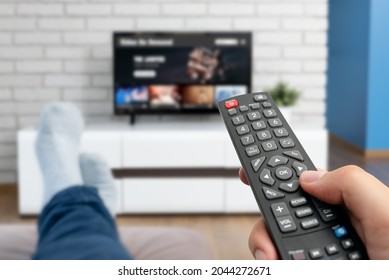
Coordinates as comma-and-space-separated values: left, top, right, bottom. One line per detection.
330, 134, 389, 158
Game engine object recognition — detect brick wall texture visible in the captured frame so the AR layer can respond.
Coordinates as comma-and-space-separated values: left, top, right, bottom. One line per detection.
0, 0, 328, 183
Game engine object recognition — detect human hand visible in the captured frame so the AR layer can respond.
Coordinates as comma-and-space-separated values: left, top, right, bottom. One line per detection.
239, 165, 389, 260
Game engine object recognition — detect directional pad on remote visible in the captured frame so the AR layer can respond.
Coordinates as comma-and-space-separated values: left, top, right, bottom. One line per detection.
292, 161, 308, 176
279, 180, 299, 193
268, 155, 288, 167
260, 168, 275, 186
275, 166, 293, 180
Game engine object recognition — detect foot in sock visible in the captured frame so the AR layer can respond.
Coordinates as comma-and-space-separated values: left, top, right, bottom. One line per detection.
80, 153, 117, 216
36, 102, 84, 204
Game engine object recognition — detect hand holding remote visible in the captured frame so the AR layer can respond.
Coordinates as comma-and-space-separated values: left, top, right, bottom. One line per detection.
240, 166, 389, 260
219, 92, 368, 259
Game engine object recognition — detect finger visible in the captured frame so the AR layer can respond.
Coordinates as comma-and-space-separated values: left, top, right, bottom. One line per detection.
249, 217, 279, 260
300, 165, 389, 222
239, 168, 249, 185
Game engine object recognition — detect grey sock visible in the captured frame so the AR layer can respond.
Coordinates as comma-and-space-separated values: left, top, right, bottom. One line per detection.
35, 102, 84, 204
80, 153, 117, 216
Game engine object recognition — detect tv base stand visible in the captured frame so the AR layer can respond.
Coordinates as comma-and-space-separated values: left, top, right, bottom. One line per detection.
129, 113, 136, 125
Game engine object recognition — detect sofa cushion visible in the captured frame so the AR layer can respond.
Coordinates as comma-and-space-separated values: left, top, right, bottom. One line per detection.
0, 224, 212, 260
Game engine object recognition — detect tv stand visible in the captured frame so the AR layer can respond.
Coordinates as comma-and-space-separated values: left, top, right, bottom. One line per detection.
129, 113, 136, 125
17, 119, 328, 215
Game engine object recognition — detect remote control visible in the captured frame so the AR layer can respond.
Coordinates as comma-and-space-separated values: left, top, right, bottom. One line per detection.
218, 92, 368, 260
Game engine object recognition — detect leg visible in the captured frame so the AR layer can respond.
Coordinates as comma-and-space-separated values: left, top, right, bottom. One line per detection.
34, 102, 131, 259
33, 186, 131, 260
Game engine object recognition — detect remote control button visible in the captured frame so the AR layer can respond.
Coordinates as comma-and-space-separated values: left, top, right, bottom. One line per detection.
260, 168, 275, 186
292, 161, 307, 176
251, 156, 266, 172
257, 130, 271, 141
325, 244, 339, 255
225, 99, 238, 109
301, 217, 319, 229
263, 109, 277, 118
309, 248, 323, 259
348, 251, 361, 260
267, 155, 288, 167
268, 118, 282, 127
275, 166, 293, 180
262, 187, 285, 200
254, 94, 267, 101
274, 128, 289, 138
228, 108, 237, 115
295, 207, 313, 218
279, 180, 299, 193
333, 226, 348, 238
317, 207, 338, 222
245, 145, 260, 157
276, 215, 297, 233
249, 103, 260, 110
279, 138, 295, 148
236, 124, 250, 135
240, 134, 255, 146
252, 121, 266, 131
232, 115, 245, 125
262, 102, 272, 108
290, 197, 307, 207
341, 239, 354, 250
283, 150, 304, 161
271, 202, 290, 217
289, 250, 306, 260
312, 199, 339, 222
239, 105, 249, 112
247, 111, 261, 121
262, 141, 277, 152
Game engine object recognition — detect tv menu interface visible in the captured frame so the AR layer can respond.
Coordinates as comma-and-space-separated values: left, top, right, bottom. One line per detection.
114, 32, 251, 113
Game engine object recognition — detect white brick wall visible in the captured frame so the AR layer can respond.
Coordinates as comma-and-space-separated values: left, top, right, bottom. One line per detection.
16, 61, 62, 73
0, 0, 328, 183
17, 4, 64, 16
66, 4, 112, 16
0, 89, 12, 100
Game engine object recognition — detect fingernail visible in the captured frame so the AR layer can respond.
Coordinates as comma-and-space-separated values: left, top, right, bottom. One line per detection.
301, 170, 325, 183
254, 249, 267, 260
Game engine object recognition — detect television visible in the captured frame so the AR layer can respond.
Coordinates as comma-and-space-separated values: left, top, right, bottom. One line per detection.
113, 32, 252, 122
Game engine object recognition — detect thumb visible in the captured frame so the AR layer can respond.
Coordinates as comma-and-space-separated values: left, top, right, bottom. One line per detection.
300, 165, 389, 222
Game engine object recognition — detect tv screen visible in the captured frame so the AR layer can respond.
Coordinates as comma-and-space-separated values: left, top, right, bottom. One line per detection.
113, 32, 252, 116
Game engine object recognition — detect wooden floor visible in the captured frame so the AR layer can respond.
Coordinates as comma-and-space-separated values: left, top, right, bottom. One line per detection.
328, 136, 389, 186
1, 137, 389, 259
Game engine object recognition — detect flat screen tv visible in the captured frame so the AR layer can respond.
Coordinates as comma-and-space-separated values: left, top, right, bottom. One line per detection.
113, 32, 252, 122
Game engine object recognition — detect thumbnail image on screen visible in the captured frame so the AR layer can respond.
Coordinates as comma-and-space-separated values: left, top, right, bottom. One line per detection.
214, 85, 247, 103
115, 86, 148, 107
187, 48, 223, 84
182, 86, 214, 108
149, 85, 181, 107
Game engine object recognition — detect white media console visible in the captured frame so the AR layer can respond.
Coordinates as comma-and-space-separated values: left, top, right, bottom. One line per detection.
18, 117, 327, 215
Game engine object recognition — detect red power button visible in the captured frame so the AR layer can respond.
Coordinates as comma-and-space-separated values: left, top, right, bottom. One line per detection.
225, 99, 238, 109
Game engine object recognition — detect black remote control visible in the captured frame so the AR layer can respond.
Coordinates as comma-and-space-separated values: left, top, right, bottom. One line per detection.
218, 92, 368, 260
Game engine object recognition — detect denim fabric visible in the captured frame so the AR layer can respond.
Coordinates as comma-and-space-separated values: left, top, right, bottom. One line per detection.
33, 186, 132, 260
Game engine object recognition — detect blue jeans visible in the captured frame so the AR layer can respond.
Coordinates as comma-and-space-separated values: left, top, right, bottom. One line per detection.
33, 186, 132, 260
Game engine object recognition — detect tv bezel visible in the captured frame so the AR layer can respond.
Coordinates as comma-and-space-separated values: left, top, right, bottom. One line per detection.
112, 31, 252, 117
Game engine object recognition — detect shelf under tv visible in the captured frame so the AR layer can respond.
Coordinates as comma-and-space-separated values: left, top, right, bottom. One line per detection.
18, 119, 328, 214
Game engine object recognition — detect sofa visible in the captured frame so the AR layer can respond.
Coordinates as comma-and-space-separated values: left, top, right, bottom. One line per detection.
0, 224, 213, 260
